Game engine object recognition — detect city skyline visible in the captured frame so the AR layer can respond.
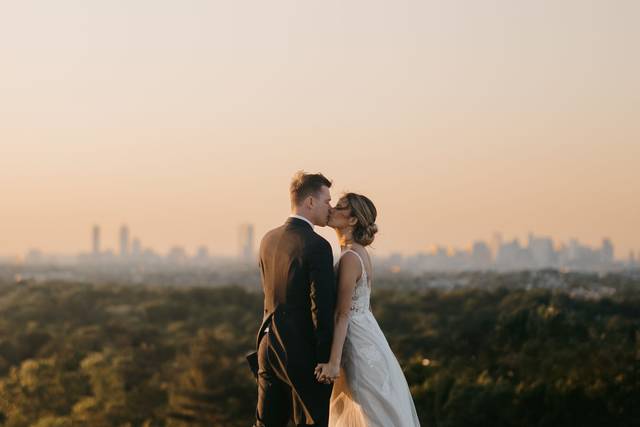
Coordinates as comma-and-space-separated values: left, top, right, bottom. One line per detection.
8, 222, 637, 267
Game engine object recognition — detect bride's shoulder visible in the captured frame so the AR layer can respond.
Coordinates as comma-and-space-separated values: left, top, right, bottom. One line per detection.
339, 247, 369, 276
339, 249, 360, 264
336, 254, 362, 289
337, 250, 361, 269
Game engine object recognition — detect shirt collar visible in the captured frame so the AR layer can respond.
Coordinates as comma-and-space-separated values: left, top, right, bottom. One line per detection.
288, 214, 314, 229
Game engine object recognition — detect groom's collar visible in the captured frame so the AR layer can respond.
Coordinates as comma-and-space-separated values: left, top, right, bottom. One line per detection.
288, 214, 314, 230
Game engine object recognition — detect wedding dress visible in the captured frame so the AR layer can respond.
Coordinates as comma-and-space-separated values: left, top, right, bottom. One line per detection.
329, 249, 421, 427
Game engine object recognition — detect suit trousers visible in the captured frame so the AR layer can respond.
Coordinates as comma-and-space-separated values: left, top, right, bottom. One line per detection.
254, 331, 333, 427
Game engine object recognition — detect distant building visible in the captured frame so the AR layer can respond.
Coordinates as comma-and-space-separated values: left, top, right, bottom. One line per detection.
141, 247, 162, 264
471, 241, 492, 270
601, 238, 614, 264
561, 238, 603, 271
92, 225, 101, 255
131, 238, 142, 257
496, 239, 531, 270
119, 225, 130, 258
194, 246, 210, 265
238, 223, 255, 261
167, 246, 188, 264
567, 239, 584, 263
25, 248, 45, 265
527, 233, 556, 269
490, 232, 503, 259
196, 245, 209, 259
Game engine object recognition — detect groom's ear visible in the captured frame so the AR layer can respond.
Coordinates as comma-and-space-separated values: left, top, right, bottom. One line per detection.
305, 195, 315, 209
349, 217, 358, 226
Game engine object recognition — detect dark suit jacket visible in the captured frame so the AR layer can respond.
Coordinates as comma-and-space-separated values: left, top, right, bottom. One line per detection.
257, 217, 336, 366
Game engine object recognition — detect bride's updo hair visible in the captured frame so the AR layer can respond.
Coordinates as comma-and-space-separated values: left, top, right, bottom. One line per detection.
344, 193, 378, 246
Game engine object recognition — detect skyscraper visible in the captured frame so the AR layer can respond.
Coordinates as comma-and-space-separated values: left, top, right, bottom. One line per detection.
92, 225, 100, 255
528, 233, 556, 268
238, 223, 254, 261
601, 238, 614, 264
471, 240, 492, 270
131, 238, 141, 257
490, 232, 503, 260
119, 225, 130, 258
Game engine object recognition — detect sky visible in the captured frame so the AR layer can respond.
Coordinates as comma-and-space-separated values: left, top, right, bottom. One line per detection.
1, 0, 639, 259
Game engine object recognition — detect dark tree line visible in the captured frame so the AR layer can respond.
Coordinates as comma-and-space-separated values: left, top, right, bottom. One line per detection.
0, 275, 637, 426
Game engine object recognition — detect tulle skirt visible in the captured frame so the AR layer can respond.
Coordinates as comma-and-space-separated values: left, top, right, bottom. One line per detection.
328, 311, 421, 427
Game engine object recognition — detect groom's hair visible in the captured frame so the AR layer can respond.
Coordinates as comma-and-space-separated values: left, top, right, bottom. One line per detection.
290, 171, 332, 207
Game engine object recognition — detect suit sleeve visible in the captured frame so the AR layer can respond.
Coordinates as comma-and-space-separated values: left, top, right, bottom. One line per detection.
309, 238, 336, 363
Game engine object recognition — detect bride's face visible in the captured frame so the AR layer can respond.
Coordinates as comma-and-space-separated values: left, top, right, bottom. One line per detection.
328, 198, 354, 230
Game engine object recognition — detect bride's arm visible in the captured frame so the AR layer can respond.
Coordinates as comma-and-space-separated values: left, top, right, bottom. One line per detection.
315, 252, 361, 381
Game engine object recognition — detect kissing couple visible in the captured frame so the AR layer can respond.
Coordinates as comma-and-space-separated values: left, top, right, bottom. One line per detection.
250, 171, 420, 427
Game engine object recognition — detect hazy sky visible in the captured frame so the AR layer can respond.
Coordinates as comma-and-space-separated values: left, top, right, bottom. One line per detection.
1, 0, 639, 258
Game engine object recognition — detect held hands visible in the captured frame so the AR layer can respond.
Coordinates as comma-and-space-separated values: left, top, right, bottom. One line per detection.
314, 362, 340, 384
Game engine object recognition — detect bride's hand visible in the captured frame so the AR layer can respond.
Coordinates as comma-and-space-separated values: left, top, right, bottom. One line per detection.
314, 362, 340, 384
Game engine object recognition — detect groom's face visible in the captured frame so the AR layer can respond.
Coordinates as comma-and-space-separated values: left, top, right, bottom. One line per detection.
311, 185, 332, 227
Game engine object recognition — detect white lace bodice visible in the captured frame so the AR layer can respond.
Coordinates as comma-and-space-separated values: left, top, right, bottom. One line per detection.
337, 249, 371, 316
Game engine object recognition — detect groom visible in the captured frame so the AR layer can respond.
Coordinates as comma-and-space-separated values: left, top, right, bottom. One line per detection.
253, 171, 337, 427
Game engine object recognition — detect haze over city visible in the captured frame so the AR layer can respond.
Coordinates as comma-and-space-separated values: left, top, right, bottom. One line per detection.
1, 1, 639, 259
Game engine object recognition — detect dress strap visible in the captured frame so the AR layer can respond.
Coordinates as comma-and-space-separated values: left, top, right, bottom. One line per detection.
340, 249, 367, 284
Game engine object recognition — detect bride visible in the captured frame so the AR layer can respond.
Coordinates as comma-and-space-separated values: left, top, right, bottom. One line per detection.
315, 193, 421, 427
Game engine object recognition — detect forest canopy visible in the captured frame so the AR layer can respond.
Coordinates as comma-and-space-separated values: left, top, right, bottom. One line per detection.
0, 274, 637, 427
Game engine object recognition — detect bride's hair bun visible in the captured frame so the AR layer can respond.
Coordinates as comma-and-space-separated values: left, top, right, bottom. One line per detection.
343, 193, 378, 246
366, 223, 378, 235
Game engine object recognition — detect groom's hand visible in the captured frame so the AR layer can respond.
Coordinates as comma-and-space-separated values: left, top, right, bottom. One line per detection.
314, 364, 329, 384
